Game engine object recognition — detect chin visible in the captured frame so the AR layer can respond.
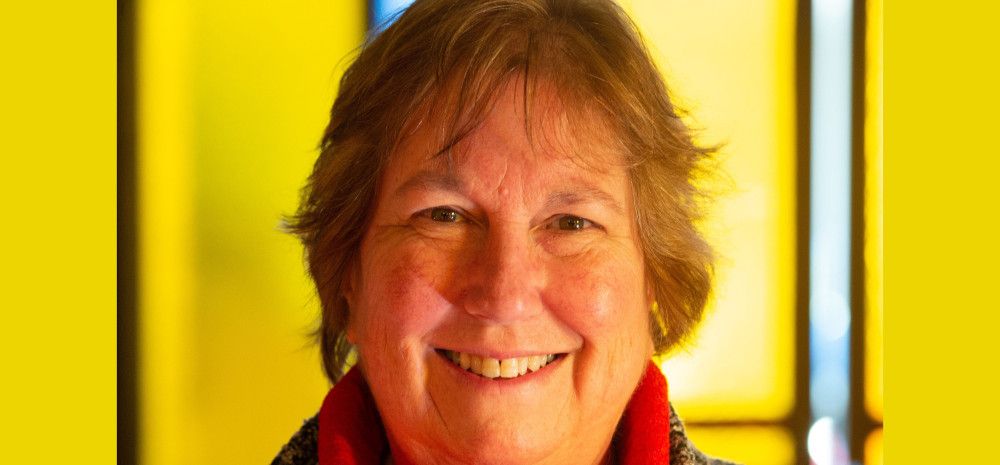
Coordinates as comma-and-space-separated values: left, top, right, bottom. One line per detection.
442, 430, 558, 465
434, 391, 576, 464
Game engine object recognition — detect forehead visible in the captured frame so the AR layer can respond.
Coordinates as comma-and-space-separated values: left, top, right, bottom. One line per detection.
392, 78, 628, 186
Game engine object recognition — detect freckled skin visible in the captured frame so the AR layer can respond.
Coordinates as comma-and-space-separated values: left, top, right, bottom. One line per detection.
345, 82, 654, 465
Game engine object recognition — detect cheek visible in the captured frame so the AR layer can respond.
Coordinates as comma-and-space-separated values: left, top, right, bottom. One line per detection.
543, 253, 650, 346
351, 241, 456, 348
543, 251, 652, 408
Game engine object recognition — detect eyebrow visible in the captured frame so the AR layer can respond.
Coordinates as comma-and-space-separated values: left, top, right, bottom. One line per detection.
393, 170, 463, 198
393, 170, 625, 216
544, 187, 625, 216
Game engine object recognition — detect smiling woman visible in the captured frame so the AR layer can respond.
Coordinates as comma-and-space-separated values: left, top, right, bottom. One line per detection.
344, 80, 655, 464
274, 0, 733, 464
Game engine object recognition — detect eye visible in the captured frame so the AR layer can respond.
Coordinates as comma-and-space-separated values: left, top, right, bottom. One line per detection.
426, 206, 463, 223
551, 215, 594, 231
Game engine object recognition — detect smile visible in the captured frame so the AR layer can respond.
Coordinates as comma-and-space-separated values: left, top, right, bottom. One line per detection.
436, 349, 564, 379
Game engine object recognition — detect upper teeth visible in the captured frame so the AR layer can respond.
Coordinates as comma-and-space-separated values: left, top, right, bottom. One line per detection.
443, 350, 557, 379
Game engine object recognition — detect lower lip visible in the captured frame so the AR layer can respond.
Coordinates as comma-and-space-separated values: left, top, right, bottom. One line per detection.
434, 350, 566, 389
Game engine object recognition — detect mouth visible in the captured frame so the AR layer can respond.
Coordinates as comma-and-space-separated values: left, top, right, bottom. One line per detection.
435, 349, 565, 380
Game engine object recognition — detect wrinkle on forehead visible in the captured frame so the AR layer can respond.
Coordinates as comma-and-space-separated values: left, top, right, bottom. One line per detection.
396, 73, 631, 180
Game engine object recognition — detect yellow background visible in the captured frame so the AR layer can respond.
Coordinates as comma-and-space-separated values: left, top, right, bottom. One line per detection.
625, 1, 799, 461
1, 2, 116, 464
625, 0, 797, 424
134, 0, 798, 462
137, 2, 363, 464
2, 0, 941, 463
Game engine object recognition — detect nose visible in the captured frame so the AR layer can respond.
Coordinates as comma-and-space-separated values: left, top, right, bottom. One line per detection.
460, 222, 544, 324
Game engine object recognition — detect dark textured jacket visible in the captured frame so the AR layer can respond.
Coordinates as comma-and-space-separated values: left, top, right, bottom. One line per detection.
271, 404, 738, 465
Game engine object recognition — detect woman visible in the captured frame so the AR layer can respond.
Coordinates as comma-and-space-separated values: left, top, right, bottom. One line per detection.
275, 0, 735, 463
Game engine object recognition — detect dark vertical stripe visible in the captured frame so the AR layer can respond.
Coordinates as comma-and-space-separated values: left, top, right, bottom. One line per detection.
367, 0, 377, 33
794, 0, 813, 464
117, 0, 138, 463
849, 0, 871, 461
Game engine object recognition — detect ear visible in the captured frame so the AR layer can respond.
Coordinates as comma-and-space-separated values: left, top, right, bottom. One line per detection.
645, 281, 657, 308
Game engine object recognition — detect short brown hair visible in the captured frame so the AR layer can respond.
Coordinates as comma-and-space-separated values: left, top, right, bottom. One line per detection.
289, 0, 716, 383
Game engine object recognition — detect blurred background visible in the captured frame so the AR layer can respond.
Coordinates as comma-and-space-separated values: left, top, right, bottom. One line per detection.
118, 0, 882, 464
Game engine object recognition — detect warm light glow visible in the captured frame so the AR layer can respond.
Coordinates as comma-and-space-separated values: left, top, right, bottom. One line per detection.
136, 0, 808, 462
685, 426, 795, 465
138, 1, 365, 463
865, 428, 883, 465
624, 0, 798, 422
138, 2, 195, 463
864, 0, 884, 423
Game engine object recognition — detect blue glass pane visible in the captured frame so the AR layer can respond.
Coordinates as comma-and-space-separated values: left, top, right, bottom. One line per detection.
808, 0, 854, 463
371, 0, 415, 32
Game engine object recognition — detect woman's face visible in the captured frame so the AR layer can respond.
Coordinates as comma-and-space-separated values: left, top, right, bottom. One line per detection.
346, 83, 654, 465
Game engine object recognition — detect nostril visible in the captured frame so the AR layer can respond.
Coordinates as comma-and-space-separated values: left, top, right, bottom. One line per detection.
460, 275, 541, 323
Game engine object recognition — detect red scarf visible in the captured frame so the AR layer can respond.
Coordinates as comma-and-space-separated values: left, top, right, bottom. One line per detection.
318, 361, 670, 465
